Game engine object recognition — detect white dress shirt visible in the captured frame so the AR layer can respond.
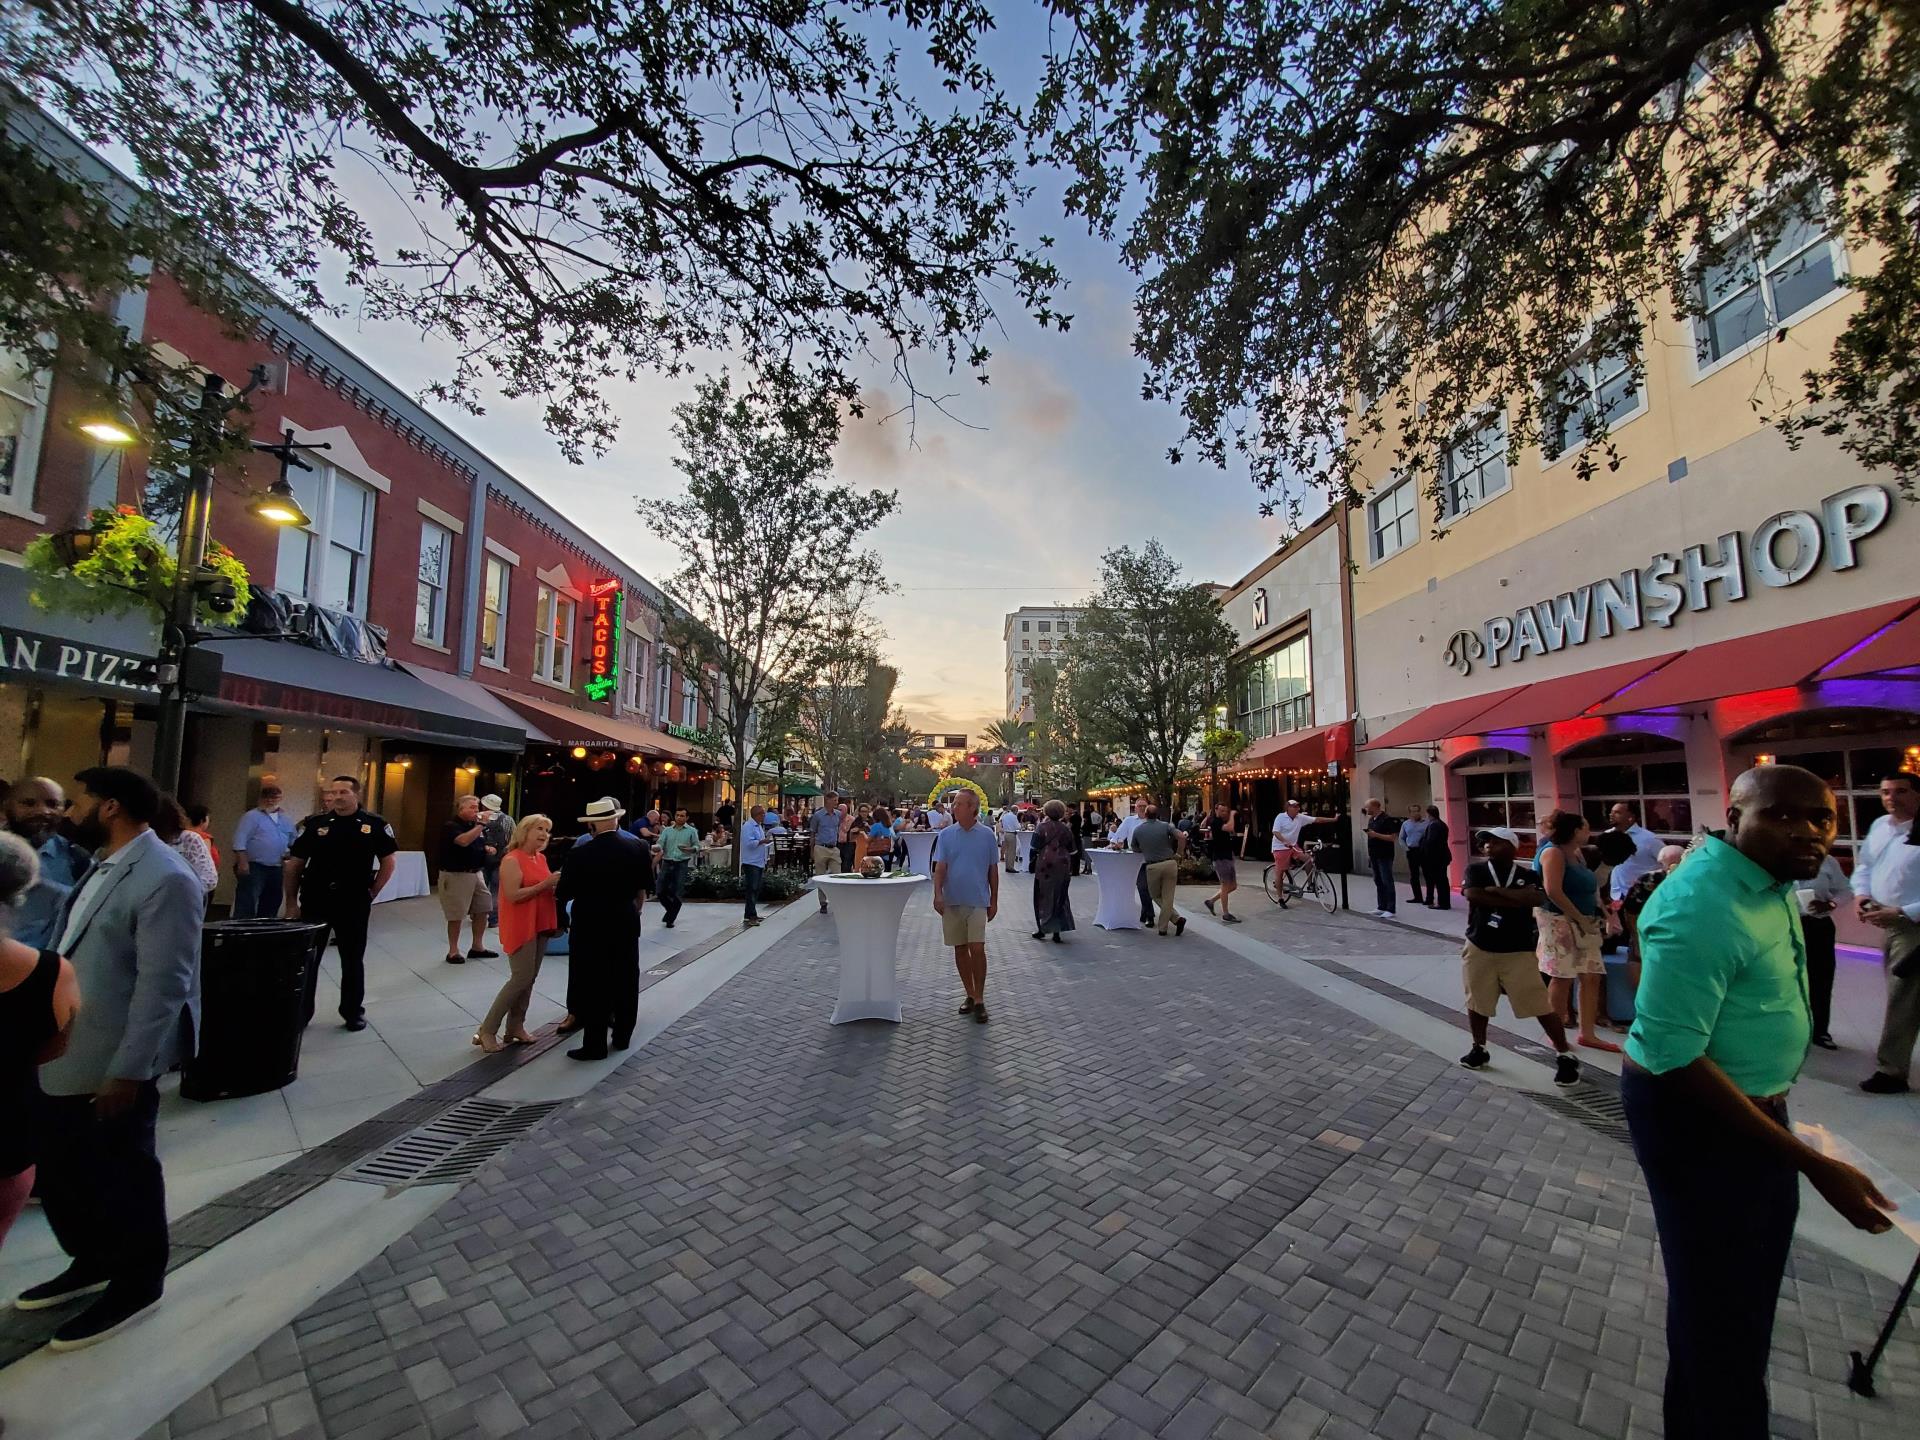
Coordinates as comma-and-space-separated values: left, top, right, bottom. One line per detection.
57, 833, 140, 953
1112, 813, 1143, 848
999, 810, 1020, 835
1610, 823, 1665, 901
1851, 813, 1920, 922
1795, 855, 1850, 915
1271, 812, 1314, 851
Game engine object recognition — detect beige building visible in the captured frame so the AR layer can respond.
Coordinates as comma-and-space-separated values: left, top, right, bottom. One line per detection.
1345, 198, 1918, 926
1003, 606, 1083, 719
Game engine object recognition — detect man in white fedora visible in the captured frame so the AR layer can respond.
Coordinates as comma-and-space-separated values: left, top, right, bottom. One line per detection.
554, 798, 649, 1061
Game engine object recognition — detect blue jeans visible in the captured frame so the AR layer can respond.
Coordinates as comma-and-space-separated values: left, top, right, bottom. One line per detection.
233, 864, 284, 919
742, 863, 764, 921
1622, 1067, 1797, 1439
1369, 854, 1396, 913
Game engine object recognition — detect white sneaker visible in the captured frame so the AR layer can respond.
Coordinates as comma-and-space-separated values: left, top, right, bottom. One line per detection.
1374, 909, 1392, 919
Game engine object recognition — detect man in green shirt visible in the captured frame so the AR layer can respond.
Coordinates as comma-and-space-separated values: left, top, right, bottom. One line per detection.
656, 808, 701, 930
1623, 764, 1892, 1439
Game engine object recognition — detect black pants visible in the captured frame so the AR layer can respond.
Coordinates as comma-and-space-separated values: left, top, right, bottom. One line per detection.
742, 863, 764, 921
574, 933, 640, 1054
1802, 914, 1836, 1037
1407, 858, 1426, 904
302, 891, 372, 1023
1622, 1067, 1797, 1440
1369, 854, 1396, 913
1136, 862, 1154, 925
660, 859, 689, 925
1422, 855, 1452, 909
35, 1083, 167, 1298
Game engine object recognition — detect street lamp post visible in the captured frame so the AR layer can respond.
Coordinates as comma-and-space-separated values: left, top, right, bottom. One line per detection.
78, 363, 312, 795
1208, 702, 1228, 810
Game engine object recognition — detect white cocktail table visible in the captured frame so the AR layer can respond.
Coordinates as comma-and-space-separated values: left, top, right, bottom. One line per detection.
1087, 848, 1146, 930
901, 829, 940, 878
818, 873, 928, 1023
1015, 830, 1034, 873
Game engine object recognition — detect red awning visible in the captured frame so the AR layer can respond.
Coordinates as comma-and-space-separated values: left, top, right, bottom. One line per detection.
1452, 654, 1681, 733
1228, 721, 1353, 774
487, 687, 697, 760
1815, 600, 1920, 680
1366, 686, 1526, 749
1591, 600, 1918, 715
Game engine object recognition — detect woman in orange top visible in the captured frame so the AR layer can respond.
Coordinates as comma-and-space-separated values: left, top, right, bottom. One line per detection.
474, 814, 560, 1052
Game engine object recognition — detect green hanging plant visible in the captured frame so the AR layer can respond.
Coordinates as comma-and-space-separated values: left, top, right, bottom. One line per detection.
24, 505, 251, 628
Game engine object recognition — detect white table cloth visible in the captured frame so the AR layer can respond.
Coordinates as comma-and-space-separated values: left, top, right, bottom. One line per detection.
1087, 848, 1146, 930
818, 873, 928, 1023
374, 851, 430, 904
901, 829, 940, 878
1014, 830, 1034, 873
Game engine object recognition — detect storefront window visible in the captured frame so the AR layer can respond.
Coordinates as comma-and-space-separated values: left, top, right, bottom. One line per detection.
1236, 632, 1312, 741
1576, 745, 1692, 840
1455, 748, 1537, 855
0, 348, 48, 509
1746, 740, 1912, 866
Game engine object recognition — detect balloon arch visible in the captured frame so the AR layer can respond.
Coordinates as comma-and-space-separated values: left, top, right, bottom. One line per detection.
927, 776, 992, 813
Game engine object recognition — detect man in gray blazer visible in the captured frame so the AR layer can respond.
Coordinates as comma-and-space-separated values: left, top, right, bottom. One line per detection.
14, 766, 203, 1352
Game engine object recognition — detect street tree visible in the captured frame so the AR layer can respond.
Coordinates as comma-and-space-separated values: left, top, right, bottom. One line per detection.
793, 601, 895, 796
6, 1, 1065, 461
1059, 541, 1239, 808
1038, 1, 1920, 509
648, 372, 896, 865
1025, 658, 1108, 800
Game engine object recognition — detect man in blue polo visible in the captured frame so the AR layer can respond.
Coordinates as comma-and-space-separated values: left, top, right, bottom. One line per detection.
933, 790, 1000, 1024
808, 792, 846, 914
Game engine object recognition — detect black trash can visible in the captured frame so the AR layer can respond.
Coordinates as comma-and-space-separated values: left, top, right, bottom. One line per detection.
180, 919, 328, 1102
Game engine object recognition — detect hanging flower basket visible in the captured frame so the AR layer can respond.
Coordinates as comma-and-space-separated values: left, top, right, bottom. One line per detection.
23, 505, 251, 627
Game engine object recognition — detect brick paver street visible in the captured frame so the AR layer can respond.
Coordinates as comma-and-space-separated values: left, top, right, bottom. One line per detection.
148, 881, 1916, 1439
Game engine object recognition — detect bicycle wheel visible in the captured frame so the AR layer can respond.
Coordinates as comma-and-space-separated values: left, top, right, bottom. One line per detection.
1308, 866, 1339, 914
1263, 865, 1284, 904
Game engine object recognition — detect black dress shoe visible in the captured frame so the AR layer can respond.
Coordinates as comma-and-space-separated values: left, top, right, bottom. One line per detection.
1860, 1071, 1910, 1094
1812, 1033, 1839, 1050
342, 1016, 368, 1032
611, 1033, 632, 1050
14, 1265, 109, 1311
47, 1287, 162, 1351
567, 1047, 610, 1062
466, 947, 499, 959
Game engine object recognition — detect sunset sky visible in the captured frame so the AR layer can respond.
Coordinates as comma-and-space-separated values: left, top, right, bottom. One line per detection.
298, 10, 1310, 743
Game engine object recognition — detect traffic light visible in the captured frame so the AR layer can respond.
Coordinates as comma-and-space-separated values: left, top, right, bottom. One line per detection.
965, 753, 980, 766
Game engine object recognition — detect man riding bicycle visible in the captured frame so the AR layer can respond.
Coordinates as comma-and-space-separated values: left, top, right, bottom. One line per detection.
1270, 799, 1337, 869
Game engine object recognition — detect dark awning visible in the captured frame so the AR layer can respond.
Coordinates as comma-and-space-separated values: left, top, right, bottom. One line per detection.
200, 638, 525, 751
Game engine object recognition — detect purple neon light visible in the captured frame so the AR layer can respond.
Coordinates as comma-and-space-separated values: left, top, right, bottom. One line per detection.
1818, 617, 1903, 676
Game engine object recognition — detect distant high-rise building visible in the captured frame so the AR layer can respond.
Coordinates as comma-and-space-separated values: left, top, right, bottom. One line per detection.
1003, 606, 1085, 719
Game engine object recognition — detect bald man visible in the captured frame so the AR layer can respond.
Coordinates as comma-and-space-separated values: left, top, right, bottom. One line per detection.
2, 777, 93, 949
1624, 765, 1893, 1437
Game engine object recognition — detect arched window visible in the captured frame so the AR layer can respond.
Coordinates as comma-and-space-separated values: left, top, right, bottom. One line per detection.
1570, 734, 1692, 841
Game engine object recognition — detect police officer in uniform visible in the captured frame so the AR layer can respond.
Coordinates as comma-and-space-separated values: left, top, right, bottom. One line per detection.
284, 774, 397, 1030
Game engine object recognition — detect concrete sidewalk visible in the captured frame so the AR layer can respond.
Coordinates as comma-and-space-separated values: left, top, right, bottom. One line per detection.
0, 894, 745, 1306
127, 874, 1916, 1440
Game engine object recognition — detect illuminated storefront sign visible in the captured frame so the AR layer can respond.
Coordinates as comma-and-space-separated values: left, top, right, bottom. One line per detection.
1445, 484, 1892, 676
583, 580, 622, 702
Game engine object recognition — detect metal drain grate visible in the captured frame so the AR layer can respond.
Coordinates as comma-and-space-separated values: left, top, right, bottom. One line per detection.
1528, 1087, 1632, 1144
341, 1097, 561, 1188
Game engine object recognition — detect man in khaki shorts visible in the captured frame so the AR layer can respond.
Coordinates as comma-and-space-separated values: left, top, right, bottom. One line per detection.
1459, 827, 1580, 1086
807, 791, 847, 914
933, 790, 1001, 1024
437, 794, 497, 964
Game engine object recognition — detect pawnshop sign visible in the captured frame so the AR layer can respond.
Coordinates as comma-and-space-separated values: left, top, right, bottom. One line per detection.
1444, 484, 1891, 676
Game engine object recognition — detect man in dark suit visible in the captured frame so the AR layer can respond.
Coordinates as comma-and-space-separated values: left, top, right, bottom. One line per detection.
556, 797, 649, 1061
1419, 805, 1453, 910
20, 766, 202, 1351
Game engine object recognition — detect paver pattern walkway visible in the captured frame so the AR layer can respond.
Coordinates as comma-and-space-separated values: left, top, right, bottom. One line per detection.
149, 880, 1916, 1439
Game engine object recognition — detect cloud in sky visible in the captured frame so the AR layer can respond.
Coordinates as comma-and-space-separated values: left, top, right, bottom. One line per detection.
277, 11, 1309, 749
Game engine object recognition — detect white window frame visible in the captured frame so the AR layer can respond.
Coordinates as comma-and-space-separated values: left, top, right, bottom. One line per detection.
1690, 187, 1849, 380
276, 463, 379, 616
414, 519, 453, 647
478, 554, 511, 669
1541, 338, 1648, 467
1438, 411, 1511, 523
680, 672, 698, 728
0, 348, 51, 519
1366, 476, 1419, 563
656, 650, 673, 724
532, 583, 576, 689
619, 630, 647, 713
